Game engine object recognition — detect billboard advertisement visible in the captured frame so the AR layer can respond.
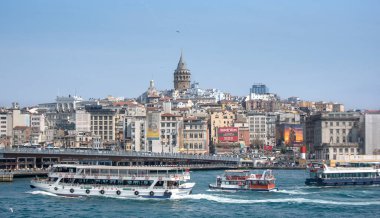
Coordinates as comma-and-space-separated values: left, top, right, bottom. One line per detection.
147, 112, 160, 140
283, 124, 303, 146
218, 127, 239, 142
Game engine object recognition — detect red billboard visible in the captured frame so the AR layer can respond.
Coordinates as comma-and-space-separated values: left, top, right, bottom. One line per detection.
218, 127, 239, 142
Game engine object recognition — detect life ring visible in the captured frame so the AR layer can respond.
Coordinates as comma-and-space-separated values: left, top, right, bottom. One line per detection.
100, 190, 105, 195
54, 187, 58, 191
132, 176, 136, 180
134, 191, 139, 196
149, 191, 154, 196
82, 175, 86, 179
86, 189, 90, 194
70, 188, 74, 193
116, 190, 121, 195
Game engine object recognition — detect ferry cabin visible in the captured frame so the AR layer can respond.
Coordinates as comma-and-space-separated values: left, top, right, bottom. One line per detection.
48, 165, 189, 189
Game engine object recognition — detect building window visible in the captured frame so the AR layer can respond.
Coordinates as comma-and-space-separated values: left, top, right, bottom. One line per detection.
330, 129, 333, 134
336, 122, 339, 126
336, 137, 340, 143
330, 122, 333, 126
342, 129, 346, 134
336, 129, 340, 134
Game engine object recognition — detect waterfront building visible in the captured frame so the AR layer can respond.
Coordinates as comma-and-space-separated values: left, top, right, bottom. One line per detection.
305, 112, 361, 160
247, 113, 267, 146
233, 117, 250, 147
11, 109, 30, 128
12, 126, 32, 146
85, 105, 116, 142
173, 53, 191, 91
146, 110, 161, 153
265, 113, 277, 147
0, 112, 12, 139
183, 117, 209, 154
160, 113, 183, 153
30, 113, 47, 144
361, 111, 380, 155
129, 116, 147, 152
210, 110, 236, 144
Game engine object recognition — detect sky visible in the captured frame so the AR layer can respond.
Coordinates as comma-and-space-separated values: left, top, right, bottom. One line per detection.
0, 0, 379, 110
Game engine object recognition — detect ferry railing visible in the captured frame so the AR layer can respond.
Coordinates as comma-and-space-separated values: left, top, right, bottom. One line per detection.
0, 148, 240, 162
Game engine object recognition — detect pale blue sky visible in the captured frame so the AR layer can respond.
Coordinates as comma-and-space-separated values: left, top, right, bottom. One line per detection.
0, 0, 379, 109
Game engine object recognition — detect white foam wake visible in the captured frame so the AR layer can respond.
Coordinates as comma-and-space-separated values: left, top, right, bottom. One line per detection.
172, 194, 380, 206
27, 190, 59, 197
273, 189, 309, 195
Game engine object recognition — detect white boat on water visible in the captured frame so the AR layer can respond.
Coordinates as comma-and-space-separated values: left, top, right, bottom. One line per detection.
30, 164, 195, 199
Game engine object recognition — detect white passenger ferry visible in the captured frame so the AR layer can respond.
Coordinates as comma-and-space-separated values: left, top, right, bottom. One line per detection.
30, 164, 195, 198
305, 163, 380, 186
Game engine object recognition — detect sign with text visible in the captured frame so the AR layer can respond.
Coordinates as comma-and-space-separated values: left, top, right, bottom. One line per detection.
218, 127, 239, 142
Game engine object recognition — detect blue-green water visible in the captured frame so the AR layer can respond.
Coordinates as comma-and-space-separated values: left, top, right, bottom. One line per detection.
1, 170, 380, 217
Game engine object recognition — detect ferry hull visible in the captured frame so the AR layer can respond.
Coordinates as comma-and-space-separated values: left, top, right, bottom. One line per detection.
31, 180, 195, 199
208, 184, 277, 191
305, 178, 380, 186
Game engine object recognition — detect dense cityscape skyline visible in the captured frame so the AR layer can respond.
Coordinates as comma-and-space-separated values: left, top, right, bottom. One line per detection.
1, 1, 379, 109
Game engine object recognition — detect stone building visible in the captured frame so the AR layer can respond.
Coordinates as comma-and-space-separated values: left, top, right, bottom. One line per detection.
247, 113, 267, 146
183, 117, 209, 154
160, 113, 183, 153
361, 111, 380, 155
85, 105, 116, 142
305, 112, 361, 160
173, 53, 191, 91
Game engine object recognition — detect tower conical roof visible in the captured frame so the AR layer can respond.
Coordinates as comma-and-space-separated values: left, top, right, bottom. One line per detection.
176, 52, 188, 70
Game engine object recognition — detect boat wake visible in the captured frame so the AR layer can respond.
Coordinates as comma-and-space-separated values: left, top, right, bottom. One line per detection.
272, 189, 310, 195
27, 190, 59, 197
172, 194, 380, 205
26, 191, 83, 199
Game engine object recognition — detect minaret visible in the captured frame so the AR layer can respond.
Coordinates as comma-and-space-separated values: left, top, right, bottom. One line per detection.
173, 52, 191, 91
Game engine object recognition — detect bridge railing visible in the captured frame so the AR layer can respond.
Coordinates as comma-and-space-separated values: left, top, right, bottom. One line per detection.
0, 148, 240, 162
